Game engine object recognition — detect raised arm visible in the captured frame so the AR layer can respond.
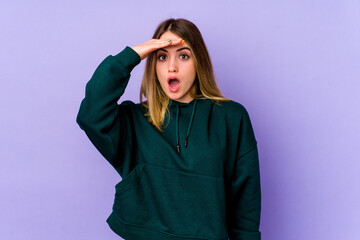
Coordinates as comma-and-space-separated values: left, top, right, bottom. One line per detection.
76, 46, 140, 168
76, 39, 183, 170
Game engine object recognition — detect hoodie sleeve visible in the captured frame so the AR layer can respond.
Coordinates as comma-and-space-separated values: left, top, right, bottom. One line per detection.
76, 46, 141, 170
226, 106, 261, 240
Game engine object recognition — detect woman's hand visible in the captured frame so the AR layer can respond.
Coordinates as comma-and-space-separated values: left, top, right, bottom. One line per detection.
131, 38, 183, 60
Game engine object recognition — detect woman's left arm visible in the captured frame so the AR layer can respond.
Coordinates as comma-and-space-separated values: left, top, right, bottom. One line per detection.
227, 144, 261, 240
226, 105, 261, 240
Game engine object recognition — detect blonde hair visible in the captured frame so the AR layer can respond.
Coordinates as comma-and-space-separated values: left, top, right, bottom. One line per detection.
140, 18, 230, 131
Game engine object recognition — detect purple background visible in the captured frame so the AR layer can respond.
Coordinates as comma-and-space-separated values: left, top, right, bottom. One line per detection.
1, 1, 359, 239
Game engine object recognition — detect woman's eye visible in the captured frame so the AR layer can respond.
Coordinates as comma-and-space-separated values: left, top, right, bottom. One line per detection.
180, 54, 189, 60
158, 55, 166, 61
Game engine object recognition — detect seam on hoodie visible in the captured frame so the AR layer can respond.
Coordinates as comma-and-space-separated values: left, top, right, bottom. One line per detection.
145, 162, 224, 179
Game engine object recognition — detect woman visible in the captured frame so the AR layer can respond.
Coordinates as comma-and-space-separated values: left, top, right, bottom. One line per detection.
77, 18, 261, 240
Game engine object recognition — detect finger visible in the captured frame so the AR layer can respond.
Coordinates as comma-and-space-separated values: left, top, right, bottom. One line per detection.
152, 40, 173, 50
151, 39, 172, 45
148, 38, 183, 52
170, 38, 184, 46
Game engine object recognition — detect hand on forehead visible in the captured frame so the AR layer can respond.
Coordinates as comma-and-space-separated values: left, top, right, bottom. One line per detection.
159, 31, 187, 48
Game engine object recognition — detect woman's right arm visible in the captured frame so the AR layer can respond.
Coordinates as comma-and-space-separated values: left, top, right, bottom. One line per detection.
76, 46, 141, 168
76, 39, 182, 169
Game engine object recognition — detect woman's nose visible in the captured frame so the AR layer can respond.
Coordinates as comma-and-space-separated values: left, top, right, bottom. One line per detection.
168, 58, 177, 72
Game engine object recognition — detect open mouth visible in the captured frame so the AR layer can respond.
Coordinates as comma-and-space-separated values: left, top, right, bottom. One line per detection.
168, 77, 180, 92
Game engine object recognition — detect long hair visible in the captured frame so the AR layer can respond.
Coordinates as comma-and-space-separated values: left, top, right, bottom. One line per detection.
140, 18, 230, 131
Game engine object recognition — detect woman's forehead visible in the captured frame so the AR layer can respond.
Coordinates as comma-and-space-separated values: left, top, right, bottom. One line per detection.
159, 31, 180, 41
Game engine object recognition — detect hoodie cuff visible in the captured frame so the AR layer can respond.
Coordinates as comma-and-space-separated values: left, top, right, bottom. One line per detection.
113, 46, 141, 73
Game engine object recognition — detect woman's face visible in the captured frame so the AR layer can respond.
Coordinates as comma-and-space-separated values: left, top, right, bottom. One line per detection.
156, 31, 197, 103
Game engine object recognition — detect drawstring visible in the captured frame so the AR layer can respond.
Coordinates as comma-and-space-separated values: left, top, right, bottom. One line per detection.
185, 99, 197, 147
175, 104, 181, 154
175, 99, 198, 154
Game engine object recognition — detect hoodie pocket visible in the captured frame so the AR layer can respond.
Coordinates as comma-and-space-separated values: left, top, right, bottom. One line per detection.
112, 163, 228, 240
114, 163, 146, 194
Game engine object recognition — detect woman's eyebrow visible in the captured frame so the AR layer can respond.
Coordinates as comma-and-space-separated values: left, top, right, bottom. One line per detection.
158, 47, 191, 52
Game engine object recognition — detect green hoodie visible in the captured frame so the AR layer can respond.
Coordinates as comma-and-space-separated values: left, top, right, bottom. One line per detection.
76, 46, 261, 240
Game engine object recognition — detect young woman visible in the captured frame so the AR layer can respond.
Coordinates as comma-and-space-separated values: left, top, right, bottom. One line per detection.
77, 18, 261, 240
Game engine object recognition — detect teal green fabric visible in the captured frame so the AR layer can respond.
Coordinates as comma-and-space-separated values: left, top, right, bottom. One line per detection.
76, 46, 261, 240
